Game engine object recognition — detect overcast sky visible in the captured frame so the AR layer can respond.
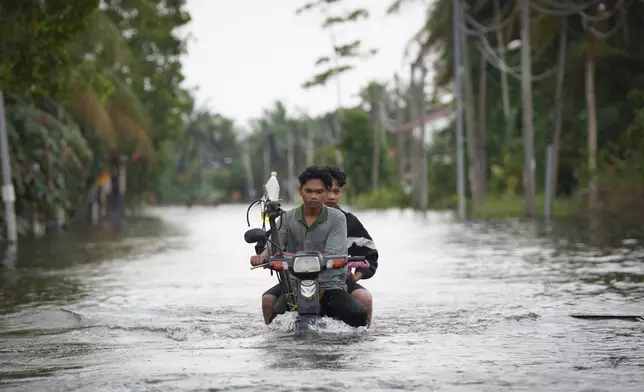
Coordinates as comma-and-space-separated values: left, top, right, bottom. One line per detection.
180, 0, 427, 128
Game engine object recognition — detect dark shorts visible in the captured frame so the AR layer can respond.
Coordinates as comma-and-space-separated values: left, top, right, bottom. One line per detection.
263, 281, 368, 297
262, 283, 368, 327
346, 281, 366, 294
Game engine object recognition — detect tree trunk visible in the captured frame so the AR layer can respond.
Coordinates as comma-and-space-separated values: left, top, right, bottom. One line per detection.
408, 68, 420, 208
371, 93, 381, 191
495, 0, 513, 172
305, 119, 315, 167
263, 134, 271, 180
495, 0, 510, 124
240, 142, 256, 201
460, 5, 483, 209
286, 130, 296, 202
393, 78, 407, 180
549, 17, 568, 217
520, 0, 536, 217
477, 53, 488, 203
396, 92, 406, 180
418, 66, 429, 210
397, 126, 405, 180
586, 45, 598, 211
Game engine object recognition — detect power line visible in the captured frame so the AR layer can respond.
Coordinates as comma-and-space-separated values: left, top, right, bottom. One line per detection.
476, 37, 559, 82
462, 6, 561, 83
533, 0, 604, 15
584, 0, 629, 40
462, 0, 632, 83
463, 2, 517, 35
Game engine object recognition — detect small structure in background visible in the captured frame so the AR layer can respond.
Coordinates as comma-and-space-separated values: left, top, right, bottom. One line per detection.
393, 106, 454, 191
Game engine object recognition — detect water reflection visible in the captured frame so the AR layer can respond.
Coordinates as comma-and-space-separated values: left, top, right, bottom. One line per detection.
0, 215, 183, 313
445, 217, 644, 300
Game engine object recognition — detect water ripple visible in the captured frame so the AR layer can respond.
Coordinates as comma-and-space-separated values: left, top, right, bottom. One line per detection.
1, 206, 643, 391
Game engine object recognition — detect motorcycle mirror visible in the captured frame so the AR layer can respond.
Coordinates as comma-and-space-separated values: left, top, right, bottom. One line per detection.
244, 228, 267, 244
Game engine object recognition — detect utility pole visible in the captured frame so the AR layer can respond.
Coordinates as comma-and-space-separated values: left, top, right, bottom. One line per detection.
452, 0, 466, 219
0, 92, 18, 242
419, 65, 429, 211
286, 130, 296, 202
520, 0, 536, 216
240, 140, 256, 201
494, 0, 511, 124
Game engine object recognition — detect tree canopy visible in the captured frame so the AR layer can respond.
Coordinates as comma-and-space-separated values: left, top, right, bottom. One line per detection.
2, 0, 643, 240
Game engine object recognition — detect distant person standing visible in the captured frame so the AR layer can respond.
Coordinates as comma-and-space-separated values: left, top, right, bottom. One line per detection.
108, 151, 125, 217
96, 169, 112, 217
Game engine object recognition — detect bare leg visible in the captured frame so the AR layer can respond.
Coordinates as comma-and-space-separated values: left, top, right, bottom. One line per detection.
351, 289, 373, 325
262, 294, 277, 325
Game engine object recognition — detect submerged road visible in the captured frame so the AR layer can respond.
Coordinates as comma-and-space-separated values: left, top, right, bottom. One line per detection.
1, 205, 643, 391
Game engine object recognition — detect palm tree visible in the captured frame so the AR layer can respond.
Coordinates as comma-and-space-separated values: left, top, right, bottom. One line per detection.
68, 8, 153, 159
358, 81, 388, 191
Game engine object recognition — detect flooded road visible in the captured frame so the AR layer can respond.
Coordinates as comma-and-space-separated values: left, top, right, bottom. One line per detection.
1, 205, 643, 391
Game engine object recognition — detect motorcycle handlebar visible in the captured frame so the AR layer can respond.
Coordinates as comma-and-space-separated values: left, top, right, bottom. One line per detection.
252, 255, 369, 270
347, 256, 367, 269
347, 261, 369, 269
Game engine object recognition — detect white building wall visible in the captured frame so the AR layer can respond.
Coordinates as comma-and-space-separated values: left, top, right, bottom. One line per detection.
411, 112, 454, 147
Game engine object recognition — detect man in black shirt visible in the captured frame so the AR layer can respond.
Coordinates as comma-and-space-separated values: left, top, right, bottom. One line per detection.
324, 166, 379, 324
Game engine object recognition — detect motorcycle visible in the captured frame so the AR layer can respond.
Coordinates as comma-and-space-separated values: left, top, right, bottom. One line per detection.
244, 177, 368, 330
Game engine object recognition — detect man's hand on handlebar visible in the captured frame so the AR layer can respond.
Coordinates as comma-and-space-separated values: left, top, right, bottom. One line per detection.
250, 251, 295, 266
250, 255, 266, 266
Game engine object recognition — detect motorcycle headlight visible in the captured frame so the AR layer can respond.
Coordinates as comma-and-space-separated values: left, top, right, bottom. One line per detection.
293, 256, 321, 273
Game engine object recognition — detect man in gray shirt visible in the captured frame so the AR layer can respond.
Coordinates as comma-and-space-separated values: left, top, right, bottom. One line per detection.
250, 166, 368, 328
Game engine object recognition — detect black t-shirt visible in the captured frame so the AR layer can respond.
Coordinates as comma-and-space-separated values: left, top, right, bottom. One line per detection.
340, 208, 379, 279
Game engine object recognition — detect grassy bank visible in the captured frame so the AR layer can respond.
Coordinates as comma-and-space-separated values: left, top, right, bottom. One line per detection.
347, 186, 578, 220
470, 194, 578, 219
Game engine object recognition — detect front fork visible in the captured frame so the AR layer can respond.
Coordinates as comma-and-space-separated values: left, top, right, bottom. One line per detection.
296, 279, 321, 316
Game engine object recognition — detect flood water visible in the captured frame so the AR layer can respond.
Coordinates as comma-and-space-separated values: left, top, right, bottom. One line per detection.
1, 205, 643, 391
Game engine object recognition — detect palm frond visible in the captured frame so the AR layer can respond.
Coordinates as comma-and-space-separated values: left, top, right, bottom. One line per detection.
112, 110, 155, 159
69, 86, 117, 147
81, 9, 136, 68
107, 72, 152, 129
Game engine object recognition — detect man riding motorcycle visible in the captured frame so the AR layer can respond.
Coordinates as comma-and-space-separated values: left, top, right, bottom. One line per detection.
251, 165, 368, 328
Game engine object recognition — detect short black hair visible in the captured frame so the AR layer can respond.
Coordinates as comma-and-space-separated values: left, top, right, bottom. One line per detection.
298, 165, 333, 189
324, 165, 347, 187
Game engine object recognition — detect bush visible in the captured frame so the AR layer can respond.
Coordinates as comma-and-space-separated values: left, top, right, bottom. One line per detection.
585, 169, 644, 227
348, 184, 411, 210
471, 193, 578, 219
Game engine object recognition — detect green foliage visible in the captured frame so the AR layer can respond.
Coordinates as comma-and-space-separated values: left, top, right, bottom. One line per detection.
390, 0, 644, 219
472, 194, 578, 220
338, 109, 395, 194
0, 0, 198, 236
100, 0, 193, 193
158, 108, 246, 204
2, 96, 93, 236
0, 1, 100, 100
426, 126, 457, 205
350, 184, 411, 210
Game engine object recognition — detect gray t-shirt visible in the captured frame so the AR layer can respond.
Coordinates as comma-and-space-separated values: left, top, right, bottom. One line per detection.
262, 205, 348, 291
